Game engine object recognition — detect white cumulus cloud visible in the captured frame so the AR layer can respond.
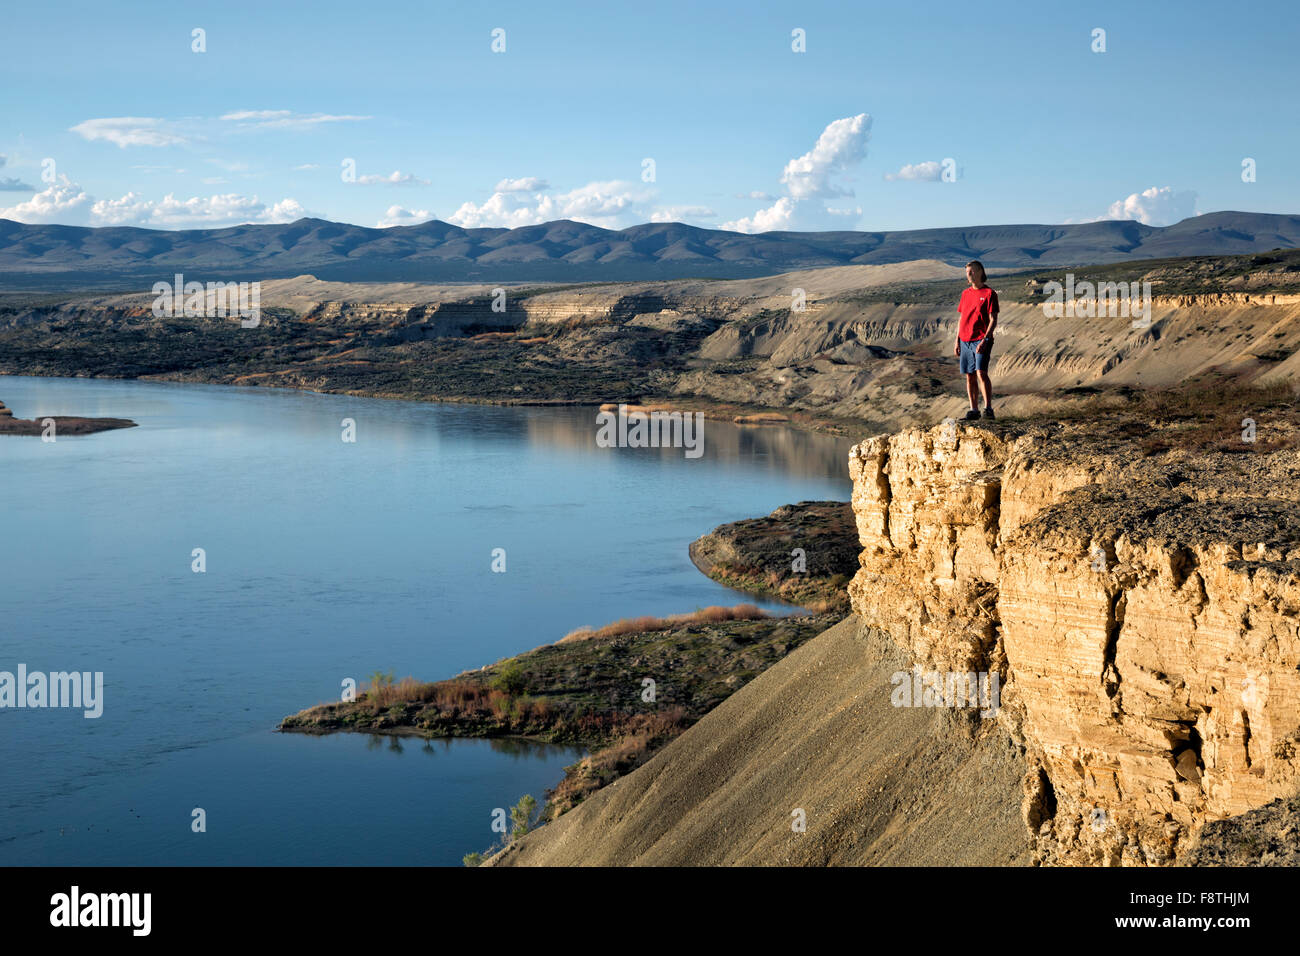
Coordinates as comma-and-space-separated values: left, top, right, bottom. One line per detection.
0, 177, 93, 223
449, 179, 653, 229
448, 192, 545, 229
725, 197, 797, 232
89, 191, 306, 227
780, 114, 871, 200
376, 205, 434, 227
558, 180, 651, 222
494, 177, 550, 193
1102, 186, 1198, 226
725, 114, 871, 233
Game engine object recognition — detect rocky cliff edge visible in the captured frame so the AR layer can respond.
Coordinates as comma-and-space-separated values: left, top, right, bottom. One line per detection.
848, 418, 1300, 864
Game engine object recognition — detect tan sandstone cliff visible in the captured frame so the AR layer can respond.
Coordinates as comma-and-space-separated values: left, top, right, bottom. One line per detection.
848, 420, 1300, 864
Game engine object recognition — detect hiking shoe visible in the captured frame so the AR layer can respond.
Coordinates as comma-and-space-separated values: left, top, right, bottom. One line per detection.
982, 407, 996, 420
963, 409, 981, 421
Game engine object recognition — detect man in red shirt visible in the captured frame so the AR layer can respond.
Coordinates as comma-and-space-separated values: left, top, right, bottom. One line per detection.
954, 259, 998, 420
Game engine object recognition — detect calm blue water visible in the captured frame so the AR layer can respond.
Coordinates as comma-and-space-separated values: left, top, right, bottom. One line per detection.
0, 375, 852, 865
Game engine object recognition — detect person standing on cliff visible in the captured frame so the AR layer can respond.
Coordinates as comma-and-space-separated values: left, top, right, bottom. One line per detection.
954, 260, 998, 420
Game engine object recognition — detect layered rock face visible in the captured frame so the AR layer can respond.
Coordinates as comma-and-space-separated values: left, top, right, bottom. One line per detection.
848, 422, 1300, 864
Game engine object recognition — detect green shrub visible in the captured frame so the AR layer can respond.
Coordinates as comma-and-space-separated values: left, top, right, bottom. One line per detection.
492, 661, 529, 697
510, 794, 538, 840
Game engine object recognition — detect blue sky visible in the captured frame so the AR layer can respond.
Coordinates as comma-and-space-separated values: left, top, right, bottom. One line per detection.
2, 0, 1296, 233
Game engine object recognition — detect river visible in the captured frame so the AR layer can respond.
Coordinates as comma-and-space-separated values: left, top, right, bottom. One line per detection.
0, 375, 853, 865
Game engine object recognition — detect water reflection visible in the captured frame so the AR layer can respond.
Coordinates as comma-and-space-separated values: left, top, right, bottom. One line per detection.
363, 733, 585, 763
0, 376, 856, 487
523, 406, 856, 485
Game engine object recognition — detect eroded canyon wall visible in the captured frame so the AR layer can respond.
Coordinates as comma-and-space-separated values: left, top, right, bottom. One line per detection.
848, 422, 1300, 864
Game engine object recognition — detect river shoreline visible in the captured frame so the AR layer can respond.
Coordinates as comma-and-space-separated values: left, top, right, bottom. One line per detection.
280, 496, 861, 829
0, 370, 869, 438
0, 397, 136, 436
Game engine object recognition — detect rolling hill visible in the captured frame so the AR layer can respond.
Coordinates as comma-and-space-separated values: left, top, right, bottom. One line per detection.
2, 211, 1299, 289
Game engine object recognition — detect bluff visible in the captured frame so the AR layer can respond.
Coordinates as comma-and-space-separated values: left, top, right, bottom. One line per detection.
848, 419, 1300, 864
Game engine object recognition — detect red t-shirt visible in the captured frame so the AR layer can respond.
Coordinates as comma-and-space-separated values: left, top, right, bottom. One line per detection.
958, 286, 998, 341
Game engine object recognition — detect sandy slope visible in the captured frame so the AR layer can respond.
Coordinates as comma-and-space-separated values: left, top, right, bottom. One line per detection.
652, 260, 966, 300
69, 260, 963, 312
489, 615, 1031, 866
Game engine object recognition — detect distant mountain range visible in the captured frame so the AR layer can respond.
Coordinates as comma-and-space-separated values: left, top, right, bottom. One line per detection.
3, 211, 1299, 289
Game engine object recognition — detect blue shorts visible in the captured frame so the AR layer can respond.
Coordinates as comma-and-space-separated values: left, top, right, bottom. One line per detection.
959, 338, 991, 374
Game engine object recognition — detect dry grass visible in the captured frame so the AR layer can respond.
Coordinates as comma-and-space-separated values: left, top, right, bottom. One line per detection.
361, 675, 556, 723
803, 597, 843, 614
487, 689, 511, 720
559, 603, 767, 643
547, 707, 690, 816
431, 678, 486, 711
1043, 379, 1300, 455
362, 675, 510, 714
364, 675, 437, 708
